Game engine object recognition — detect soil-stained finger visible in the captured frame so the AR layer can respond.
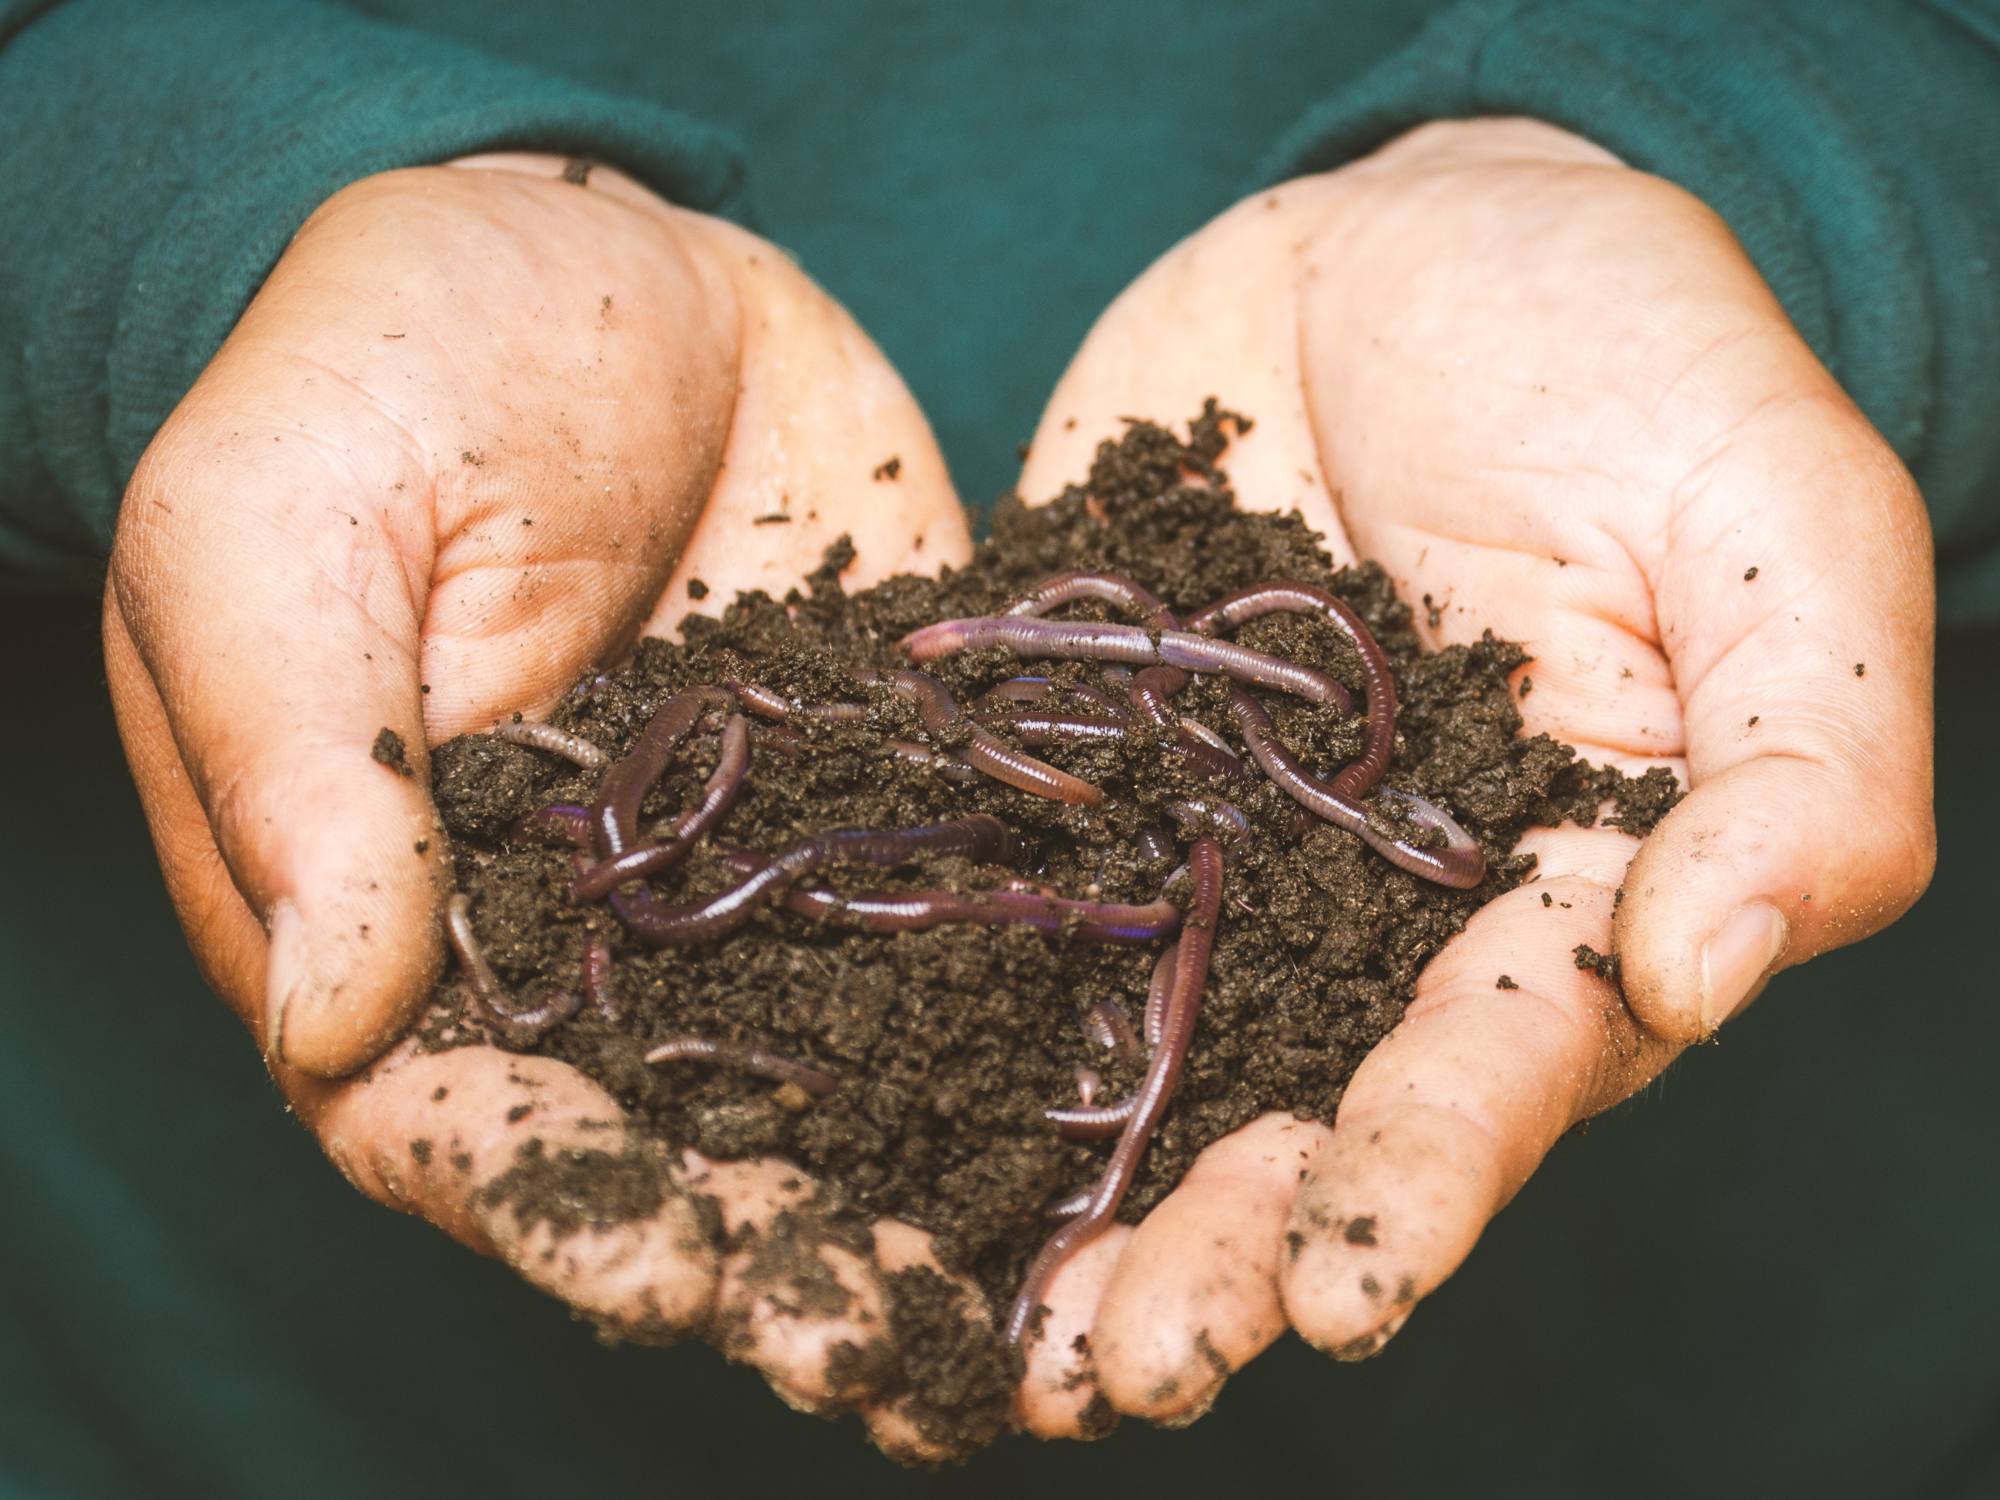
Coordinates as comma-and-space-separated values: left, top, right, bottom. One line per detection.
308, 1044, 718, 1334
1013, 1224, 1133, 1440
1090, 1114, 1328, 1421
1281, 864, 1678, 1354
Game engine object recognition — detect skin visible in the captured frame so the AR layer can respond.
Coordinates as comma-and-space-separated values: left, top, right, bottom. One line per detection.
1010, 119, 1935, 1431
104, 153, 982, 1456
105, 121, 1935, 1451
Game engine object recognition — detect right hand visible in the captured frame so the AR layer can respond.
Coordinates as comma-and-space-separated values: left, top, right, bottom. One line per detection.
104, 154, 991, 1457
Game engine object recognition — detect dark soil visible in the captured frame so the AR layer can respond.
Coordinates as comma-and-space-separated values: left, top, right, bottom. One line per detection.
422, 404, 1677, 1456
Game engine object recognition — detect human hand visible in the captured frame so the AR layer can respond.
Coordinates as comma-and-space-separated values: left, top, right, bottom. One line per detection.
104, 154, 995, 1456
1008, 119, 1936, 1431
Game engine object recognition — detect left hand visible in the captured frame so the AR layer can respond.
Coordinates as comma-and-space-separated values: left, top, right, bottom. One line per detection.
1008, 118, 1936, 1432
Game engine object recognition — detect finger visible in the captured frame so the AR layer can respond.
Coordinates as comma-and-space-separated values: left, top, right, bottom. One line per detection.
1614, 380, 1936, 1040
713, 1223, 891, 1413
108, 169, 742, 1076
1016, 181, 1353, 550
1090, 1115, 1327, 1422
112, 402, 446, 1076
104, 597, 269, 1032
688, 1155, 910, 1415
306, 1044, 717, 1334
1282, 833, 1679, 1354
648, 211, 973, 629
1013, 1223, 1133, 1439
858, 1223, 1009, 1462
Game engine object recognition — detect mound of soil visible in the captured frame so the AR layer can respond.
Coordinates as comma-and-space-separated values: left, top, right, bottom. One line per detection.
422, 405, 1676, 1456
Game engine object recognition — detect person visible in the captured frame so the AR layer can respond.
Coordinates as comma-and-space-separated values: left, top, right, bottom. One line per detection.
1, 0, 1991, 1486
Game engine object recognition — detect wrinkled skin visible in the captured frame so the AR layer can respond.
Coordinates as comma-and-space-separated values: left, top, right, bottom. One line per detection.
106, 123, 1934, 1456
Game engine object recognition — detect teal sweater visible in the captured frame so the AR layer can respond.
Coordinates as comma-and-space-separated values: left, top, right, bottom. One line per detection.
3, 0, 1999, 614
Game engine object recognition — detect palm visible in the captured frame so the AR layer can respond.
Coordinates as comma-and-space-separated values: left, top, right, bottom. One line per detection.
1009, 121, 1931, 1430
108, 156, 983, 1457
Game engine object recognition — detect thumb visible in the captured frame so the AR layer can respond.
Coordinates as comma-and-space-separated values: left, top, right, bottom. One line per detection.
111, 399, 456, 1076
1614, 383, 1936, 1041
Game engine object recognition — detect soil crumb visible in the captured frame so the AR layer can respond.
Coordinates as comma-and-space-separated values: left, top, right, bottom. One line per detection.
425, 403, 1675, 1457
372, 727, 412, 776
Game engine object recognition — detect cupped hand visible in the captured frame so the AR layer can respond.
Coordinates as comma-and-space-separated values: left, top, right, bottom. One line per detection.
1008, 119, 1936, 1432
104, 154, 991, 1456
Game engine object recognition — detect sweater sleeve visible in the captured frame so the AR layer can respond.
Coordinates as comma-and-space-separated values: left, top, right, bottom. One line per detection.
0, 0, 747, 590
1256, 0, 2000, 625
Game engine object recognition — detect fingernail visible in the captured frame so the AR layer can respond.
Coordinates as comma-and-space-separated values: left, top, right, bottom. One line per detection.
1699, 901, 1788, 1035
265, 898, 305, 1065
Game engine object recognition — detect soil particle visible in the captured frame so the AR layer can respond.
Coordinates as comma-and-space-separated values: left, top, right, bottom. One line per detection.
371, 727, 412, 777
1744, 566, 1758, 581
1573, 943, 1622, 985
1076, 1391, 1119, 1439
409, 1139, 432, 1166
687, 577, 709, 600
1343, 1215, 1378, 1247
475, 1138, 669, 1241
422, 405, 1666, 1456
1495, 974, 1518, 990
874, 456, 903, 481
1193, 1330, 1231, 1378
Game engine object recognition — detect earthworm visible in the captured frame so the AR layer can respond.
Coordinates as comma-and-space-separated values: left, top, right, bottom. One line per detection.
901, 616, 1349, 709
747, 722, 809, 758
1134, 825, 1176, 863
612, 817, 1016, 946
1006, 836, 1223, 1346
590, 686, 732, 859
1127, 664, 1185, 727
581, 935, 619, 1020
571, 714, 750, 899
1073, 1066, 1103, 1107
788, 879, 1182, 943
1168, 797, 1251, 849
1231, 687, 1484, 888
611, 841, 832, 946
516, 802, 592, 848
976, 672, 1130, 719
1188, 581, 1395, 797
490, 718, 610, 770
1120, 664, 1242, 781
1066, 679, 1133, 715
859, 667, 1102, 805
1176, 717, 1231, 754
1144, 941, 1178, 1049
1084, 999, 1140, 1062
1045, 1094, 1139, 1140
1041, 940, 1177, 1132
1045, 1186, 1092, 1221
972, 708, 1132, 746
1003, 570, 1178, 632
644, 1036, 838, 1096
973, 676, 1054, 708
715, 848, 1183, 944
443, 892, 583, 1043
872, 738, 981, 784
726, 680, 868, 723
